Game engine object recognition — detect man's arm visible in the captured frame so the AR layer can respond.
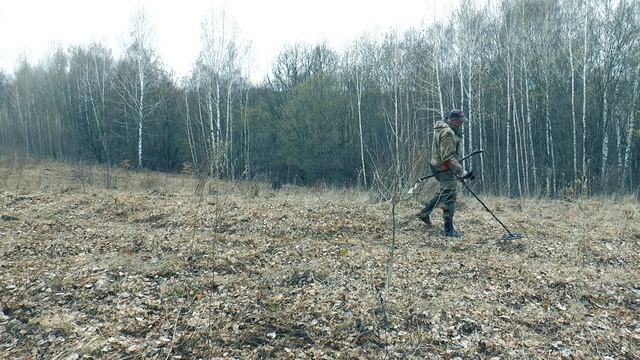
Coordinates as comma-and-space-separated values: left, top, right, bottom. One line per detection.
440, 135, 463, 176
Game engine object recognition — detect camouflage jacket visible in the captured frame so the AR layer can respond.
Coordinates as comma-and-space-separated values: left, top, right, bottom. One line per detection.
429, 120, 463, 176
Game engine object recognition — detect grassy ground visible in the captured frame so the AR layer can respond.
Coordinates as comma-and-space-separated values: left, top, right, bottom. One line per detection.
1, 159, 639, 359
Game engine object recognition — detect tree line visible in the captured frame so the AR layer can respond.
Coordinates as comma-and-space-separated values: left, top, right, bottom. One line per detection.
0, 0, 639, 196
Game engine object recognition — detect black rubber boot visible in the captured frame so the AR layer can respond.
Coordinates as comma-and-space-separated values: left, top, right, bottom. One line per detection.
417, 211, 432, 226
443, 218, 462, 237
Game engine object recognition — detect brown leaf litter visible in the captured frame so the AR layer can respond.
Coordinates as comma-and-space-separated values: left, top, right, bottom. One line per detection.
1, 163, 639, 359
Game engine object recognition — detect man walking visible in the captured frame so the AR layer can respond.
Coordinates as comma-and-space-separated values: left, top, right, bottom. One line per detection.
417, 109, 474, 237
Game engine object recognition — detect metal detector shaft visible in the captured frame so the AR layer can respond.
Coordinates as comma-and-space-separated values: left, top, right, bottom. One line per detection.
459, 179, 516, 237
418, 149, 484, 182
408, 149, 484, 194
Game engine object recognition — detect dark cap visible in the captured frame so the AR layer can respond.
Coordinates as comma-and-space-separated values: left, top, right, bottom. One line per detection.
449, 109, 467, 122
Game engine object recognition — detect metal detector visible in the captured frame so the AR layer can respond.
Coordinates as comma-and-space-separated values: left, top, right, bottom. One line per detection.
407, 149, 484, 194
459, 178, 524, 241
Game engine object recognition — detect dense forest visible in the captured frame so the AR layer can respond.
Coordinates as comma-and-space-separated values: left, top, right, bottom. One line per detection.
0, 0, 639, 196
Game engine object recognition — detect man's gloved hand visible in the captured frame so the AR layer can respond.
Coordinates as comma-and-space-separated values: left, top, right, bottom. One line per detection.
460, 169, 476, 181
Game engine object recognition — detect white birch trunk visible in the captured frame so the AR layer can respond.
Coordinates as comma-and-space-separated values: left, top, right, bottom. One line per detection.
525, 58, 537, 193
215, 79, 222, 174
184, 89, 198, 168
478, 58, 485, 186
467, 58, 473, 164
14, 84, 29, 154
617, 113, 622, 174
519, 57, 529, 195
450, 72, 456, 109
582, 11, 588, 182
506, 56, 511, 196
134, 14, 147, 170
226, 79, 234, 177
94, 53, 110, 163
85, 63, 109, 160
601, 81, 609, 190
243, 88, 250, 177
458, 42, 465, 155
513, 78, 522, 197
137, 117, 143, 169
622, 112, 636, 191
569, 35, 578, 183
394, 78, 401, 185
622, 63, 640, 189
196, 71, 209, 159
459, 47, 464, 115
207, 84, 216, 173
435, 36, 444, 119
494, 114, 500, 193
216, 80, 221, 142
356, 69, 367, 188
545, 71, 556, 195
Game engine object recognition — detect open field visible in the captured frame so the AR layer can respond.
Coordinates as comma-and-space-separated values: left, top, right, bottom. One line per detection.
1, 159, 639, 359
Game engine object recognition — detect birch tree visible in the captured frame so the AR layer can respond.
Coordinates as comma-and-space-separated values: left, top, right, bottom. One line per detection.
114, 8, 162, 169
70, 44, 114, 163
622, 62, 640, 190
581, 4, 589, 186
569, 23, 578, 185
197, 8, 244, 176
348, 36, 376, 188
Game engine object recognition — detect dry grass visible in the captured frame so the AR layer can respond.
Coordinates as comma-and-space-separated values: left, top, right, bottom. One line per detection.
1, 158, 639, 359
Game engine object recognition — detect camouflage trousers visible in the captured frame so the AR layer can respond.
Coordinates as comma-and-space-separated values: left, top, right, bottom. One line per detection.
420, 165, 459, 221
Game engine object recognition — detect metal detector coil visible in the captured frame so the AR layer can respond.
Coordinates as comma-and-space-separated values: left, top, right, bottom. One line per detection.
458, 176, 525, 241
501, 233, 524, 241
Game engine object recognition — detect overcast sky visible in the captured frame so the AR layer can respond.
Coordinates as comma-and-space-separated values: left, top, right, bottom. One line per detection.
0, 0, 459, 83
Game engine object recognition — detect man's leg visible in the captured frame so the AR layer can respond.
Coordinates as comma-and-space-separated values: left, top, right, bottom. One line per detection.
441, 188, 462, 237
417, 193, 439, 226
418, 185, 453, 226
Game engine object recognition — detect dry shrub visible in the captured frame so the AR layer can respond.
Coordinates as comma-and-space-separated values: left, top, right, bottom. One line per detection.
181, 162, 193, 175
207, 180, 220, 195
139, 171, 161, 190
561, 177, 590, 201
0, 162, 14, 187
70, 163, 94, 186
560, 184, 576, 201
248, 183, 259, 197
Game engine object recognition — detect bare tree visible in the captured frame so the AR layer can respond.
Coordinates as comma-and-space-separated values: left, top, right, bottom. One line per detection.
114, 8, 162, 169
349, 36, 375, 188
622, 61, 640, 190
198, 7, 244, 176
71, 44, 114, 163
582, 2, 589, 185
183, 79, 199, 169
569, 23, 578, 185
